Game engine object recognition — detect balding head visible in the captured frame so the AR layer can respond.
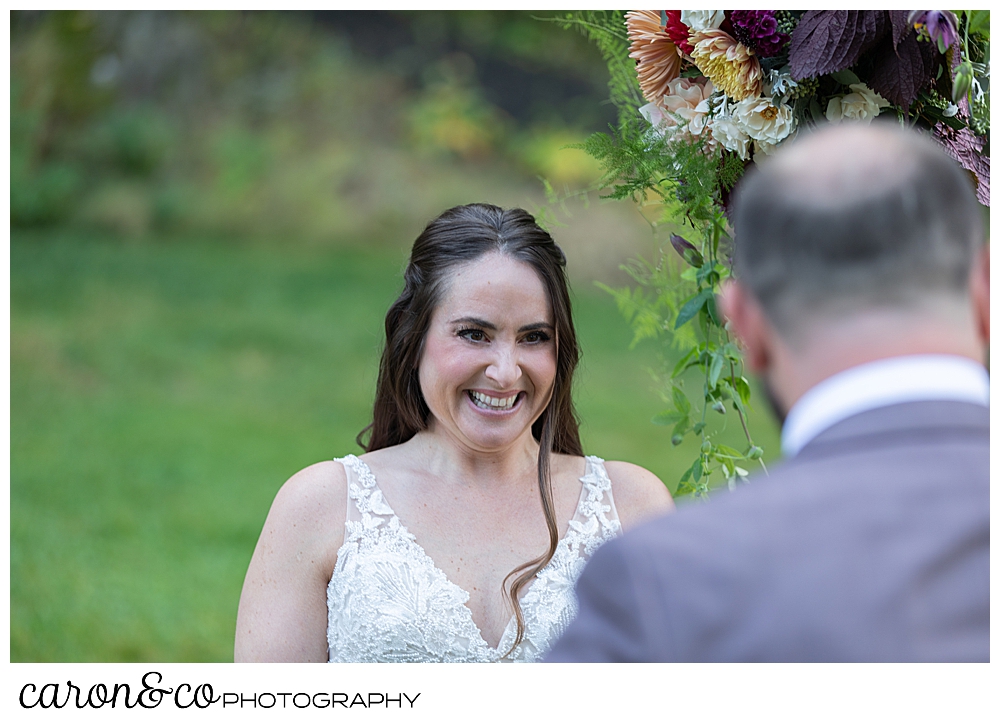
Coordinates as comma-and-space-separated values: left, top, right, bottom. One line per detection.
732, 123, 983, 342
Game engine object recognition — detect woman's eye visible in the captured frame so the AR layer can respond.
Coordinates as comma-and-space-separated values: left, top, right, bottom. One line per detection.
459, 328, 486, 342
524, 331, 551, 343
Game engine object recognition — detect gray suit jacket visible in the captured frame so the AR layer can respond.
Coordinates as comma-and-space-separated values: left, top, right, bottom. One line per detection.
546, 401, 989, 662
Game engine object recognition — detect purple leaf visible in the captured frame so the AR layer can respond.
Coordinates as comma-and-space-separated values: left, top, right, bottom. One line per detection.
790, 10, 887, 79
790, 10, 849, 79
871, 9, 889, 41
890, 10, 912, 48
829, 11, 867, 70
866, 31, 934, 108
934, 123, 991, 206
848, 11, 890, 65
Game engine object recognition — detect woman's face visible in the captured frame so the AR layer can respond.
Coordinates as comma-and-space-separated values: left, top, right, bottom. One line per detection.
418, 252, 557, 454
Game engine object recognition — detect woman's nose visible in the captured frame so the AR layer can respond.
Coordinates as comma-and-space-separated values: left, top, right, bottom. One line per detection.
484, 344, 522, 387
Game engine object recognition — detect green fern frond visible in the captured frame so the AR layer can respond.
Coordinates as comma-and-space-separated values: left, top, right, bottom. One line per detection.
573, 123, 671, 203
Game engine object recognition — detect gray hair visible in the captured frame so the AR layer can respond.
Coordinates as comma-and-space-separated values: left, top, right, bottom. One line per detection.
731, 123, 984, 340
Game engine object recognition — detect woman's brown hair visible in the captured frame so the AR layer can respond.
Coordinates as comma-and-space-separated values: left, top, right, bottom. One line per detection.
357, 203, 583, 656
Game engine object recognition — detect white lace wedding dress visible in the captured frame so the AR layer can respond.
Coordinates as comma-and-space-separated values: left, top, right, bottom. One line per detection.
326, 454, 621, 662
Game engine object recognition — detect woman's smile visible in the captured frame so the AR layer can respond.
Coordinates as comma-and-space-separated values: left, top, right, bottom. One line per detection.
467, 389, 524, 412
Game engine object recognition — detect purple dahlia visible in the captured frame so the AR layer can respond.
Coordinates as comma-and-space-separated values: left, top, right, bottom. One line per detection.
728, 10, 790, 58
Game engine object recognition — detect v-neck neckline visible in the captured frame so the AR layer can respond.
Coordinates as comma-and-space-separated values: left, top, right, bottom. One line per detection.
350, 455, 590, 655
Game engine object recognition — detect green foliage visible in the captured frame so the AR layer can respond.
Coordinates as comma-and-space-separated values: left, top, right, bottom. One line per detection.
962, 10, 990, 40
100, 107, 175, 177
718, 152, 746, 192
565, 11, 768, 497
10, 160, 85, 227
10, 77, 83, 226
574, 124, 668, 202
550, 11, 644, 126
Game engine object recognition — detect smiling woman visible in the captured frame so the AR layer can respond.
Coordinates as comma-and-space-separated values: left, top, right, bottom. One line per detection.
233, 203, 674, 662
419, 254, 557, 453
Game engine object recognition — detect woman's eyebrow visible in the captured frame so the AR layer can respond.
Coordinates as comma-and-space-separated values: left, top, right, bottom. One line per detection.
449, 317, 553, 333
518, 322, 554, 333
450, 316, 496, 330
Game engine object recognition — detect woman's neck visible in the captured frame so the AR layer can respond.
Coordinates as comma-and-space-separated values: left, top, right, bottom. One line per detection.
407, 426, 542, 492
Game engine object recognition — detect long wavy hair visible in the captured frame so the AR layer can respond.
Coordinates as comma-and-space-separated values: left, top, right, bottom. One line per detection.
357, 203, 583, 656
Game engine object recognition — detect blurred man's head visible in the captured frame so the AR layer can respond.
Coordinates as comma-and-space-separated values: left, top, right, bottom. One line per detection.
721, 123, 989, 417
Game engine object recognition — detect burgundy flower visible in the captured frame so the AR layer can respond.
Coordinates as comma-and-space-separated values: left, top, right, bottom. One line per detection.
728, 10, 790, 58
663, 11, 694, 55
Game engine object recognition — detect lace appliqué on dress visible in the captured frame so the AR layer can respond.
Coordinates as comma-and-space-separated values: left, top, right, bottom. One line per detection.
326, 455, 621, 663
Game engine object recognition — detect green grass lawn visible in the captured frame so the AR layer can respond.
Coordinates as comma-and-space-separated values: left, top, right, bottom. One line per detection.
10, 230, 780, 661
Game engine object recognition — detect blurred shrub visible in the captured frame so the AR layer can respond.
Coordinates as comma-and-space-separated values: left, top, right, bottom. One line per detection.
210, 124, 274, 197
407, 53, 510, 161
150, 182, 194, 232
87, 106, 175, 177
11, 161, 85, 227
11, 80, 84, 226
511, 127, 602, 186
76, 180, 153, 237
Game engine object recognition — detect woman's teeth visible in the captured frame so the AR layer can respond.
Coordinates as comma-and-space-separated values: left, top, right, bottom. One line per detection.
470, 391, 518, 410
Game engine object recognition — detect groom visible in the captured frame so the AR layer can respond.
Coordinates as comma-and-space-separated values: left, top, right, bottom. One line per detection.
546, 123, 990, 662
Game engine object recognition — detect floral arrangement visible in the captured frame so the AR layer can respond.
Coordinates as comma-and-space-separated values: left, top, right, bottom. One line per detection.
629, 10, 989, 204
558, 11, 990, 497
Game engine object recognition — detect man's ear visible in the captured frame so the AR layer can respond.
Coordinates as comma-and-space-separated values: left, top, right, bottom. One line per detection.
969, 244, 989, 345
718, 280, 772, 374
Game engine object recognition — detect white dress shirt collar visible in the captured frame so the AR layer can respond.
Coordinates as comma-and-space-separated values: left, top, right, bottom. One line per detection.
781, 354, 990, 458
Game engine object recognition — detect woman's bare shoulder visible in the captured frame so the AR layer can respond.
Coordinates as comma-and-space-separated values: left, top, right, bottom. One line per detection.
277, 459, 347, 506
265, 460, 348, 552
234, 460, 347, 663
602, 460, 675, 530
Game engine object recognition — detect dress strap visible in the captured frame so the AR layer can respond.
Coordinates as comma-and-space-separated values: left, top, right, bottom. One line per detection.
582, 456, 620, 525
565, 456, 622, 559
335, 454, 396, 526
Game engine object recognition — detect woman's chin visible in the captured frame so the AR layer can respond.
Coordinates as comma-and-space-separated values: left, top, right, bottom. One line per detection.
453, 416, 536, 453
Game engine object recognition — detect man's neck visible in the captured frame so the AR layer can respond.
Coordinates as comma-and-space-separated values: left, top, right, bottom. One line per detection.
767, 308, 985, 416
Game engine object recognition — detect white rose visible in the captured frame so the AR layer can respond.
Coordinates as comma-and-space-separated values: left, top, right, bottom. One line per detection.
680, 10, 726, 32
709, 115, 750, 160
733, 95, 796, 147
825, 83, 891, 123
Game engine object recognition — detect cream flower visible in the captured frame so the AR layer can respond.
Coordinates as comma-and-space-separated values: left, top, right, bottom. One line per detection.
691, 29, 763, 101
825, 83, 891, 123
710, 115, 751, 160
626, 10, 682, 104
733, 95, 796, 151
640, 77, 715, 141
681, 10, 726, 33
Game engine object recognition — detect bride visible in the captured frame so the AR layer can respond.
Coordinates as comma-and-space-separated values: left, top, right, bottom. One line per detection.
234, 203, 674, 662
